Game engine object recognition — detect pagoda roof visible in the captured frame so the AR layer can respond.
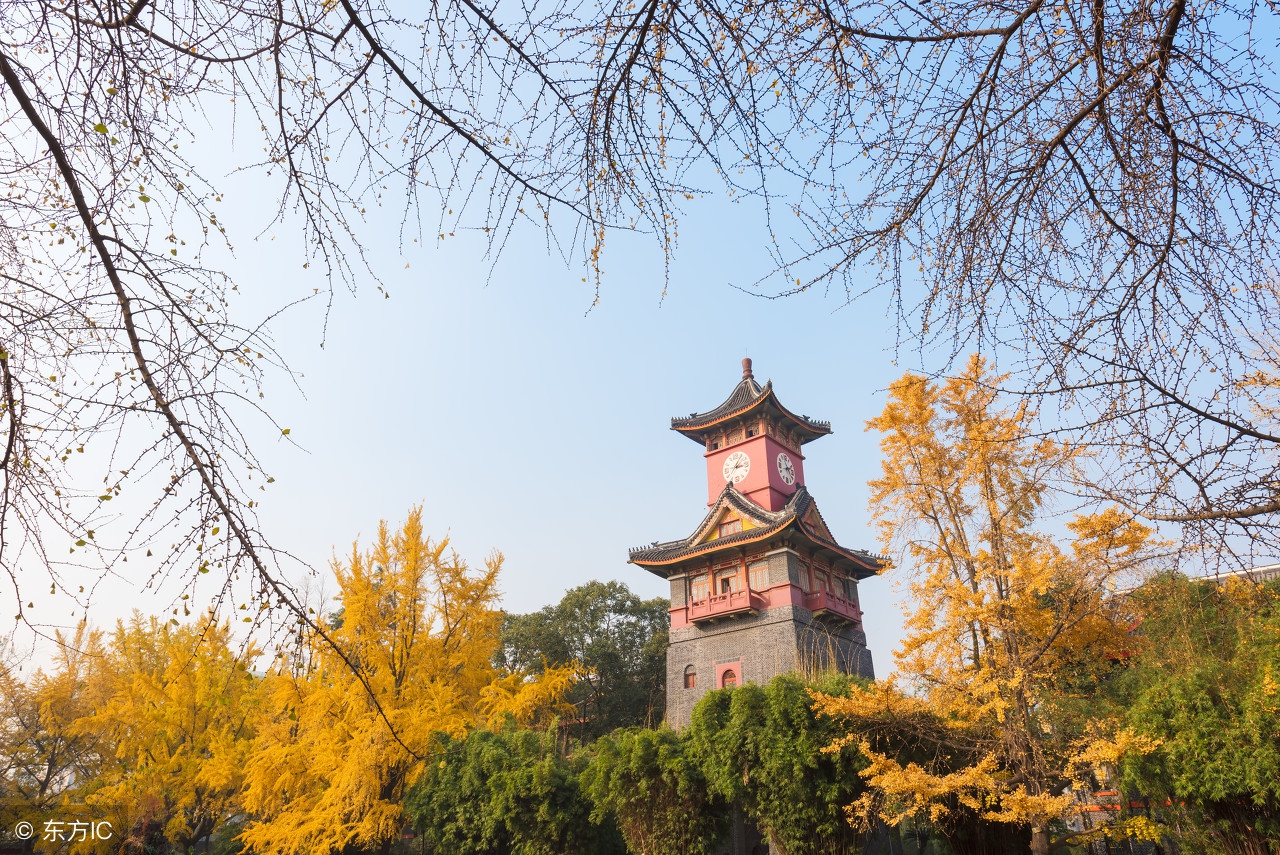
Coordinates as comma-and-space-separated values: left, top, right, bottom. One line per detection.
628, 483, 884, 579
671, 365, 832, 445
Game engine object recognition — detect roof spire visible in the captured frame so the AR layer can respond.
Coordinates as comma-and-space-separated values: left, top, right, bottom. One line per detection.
741, 357, 753, 380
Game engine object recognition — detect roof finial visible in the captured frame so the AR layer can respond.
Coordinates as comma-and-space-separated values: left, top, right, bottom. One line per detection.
741, 357, 753, 380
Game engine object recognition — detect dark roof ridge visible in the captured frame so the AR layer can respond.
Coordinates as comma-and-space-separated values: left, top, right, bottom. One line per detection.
628, 482, 884, 577
694, 481, 791, 535
727, 479, 795, 514
670, 375, 832, 441
670, 376, 767, 428
626, 482, 790, 559
794, 500, 887, 565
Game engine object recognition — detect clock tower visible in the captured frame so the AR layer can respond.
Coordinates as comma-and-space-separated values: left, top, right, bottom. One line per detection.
630, 359, 881, 728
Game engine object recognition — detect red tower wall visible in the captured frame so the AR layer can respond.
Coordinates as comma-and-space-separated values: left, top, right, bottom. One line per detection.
704, 435, 805, 510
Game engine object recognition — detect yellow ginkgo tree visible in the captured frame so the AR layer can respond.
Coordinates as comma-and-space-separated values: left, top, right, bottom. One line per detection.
71, 613, 260, 855
0, 623, 107, 836
239, 507, 576, 855
814, 356, 1164, 855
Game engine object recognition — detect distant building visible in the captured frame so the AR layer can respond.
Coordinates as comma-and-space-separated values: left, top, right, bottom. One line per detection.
629, 359, 882, 727
1201, 563, 1280, 584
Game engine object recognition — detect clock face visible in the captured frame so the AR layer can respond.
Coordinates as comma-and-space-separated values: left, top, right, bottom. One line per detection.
776, 452, 796, 485
722, 451, 751, 484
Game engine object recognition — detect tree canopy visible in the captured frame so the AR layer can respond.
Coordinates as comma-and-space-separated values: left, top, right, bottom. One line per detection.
77, 614, 259, 855
405, 726, 626, 855
1115, 574, 1280, 855
580, 726, 726, 855
814, 357, 1165, 855
687, 672, 873, 855
0, 623, 107, 852
239, 508, 574, 855
0, 509, 585, 855
0, 616, 257, 855
498, 580, 668, 739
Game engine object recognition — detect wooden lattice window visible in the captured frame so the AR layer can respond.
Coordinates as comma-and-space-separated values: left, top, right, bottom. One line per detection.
690, 573, 710, 603
718, 519, 742, 538
748, 560, 768, 591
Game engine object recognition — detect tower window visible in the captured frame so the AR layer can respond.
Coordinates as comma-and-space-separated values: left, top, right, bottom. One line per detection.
690, 573, 710, 603
748, 560, 768, 591
684, 665, 697, 689
721, 669, 738, 689
718, 519, 742, 538
715, 568, 738, 595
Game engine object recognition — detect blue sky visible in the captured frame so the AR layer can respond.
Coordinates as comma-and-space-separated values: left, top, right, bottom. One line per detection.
3, 115, 916, 673
210, 161, 916, 672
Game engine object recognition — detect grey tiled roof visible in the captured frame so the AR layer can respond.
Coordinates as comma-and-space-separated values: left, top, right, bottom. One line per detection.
628, 483, 884, 578
670, 378, 832, 442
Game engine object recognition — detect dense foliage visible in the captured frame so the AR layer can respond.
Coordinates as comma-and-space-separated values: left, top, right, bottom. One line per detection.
0, 616, 260, 855
813, 359, 1163, 855
0, 509, 576, 855
405, 726, 625, 855
238, 509, 576, 855
0, 623, 105, 852
580, 727, 726, 855
409, 673, 885, 855
1116, 574, 1280, 855
83, 616, 260, 855
497, 580, 668, 739
8, 498, 1280, 855
688, 673, 872, 855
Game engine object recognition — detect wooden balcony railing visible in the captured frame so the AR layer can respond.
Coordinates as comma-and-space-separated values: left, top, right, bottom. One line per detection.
689, 589, 766, 623
803, 589, 863, 623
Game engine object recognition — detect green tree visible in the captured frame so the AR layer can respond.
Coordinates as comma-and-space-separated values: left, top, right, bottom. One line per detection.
1116, 574, 1280, 855
687, 673, 871, 855
498, 581, 668, 739
580, 727, 726, 855
404, 726, 625, 855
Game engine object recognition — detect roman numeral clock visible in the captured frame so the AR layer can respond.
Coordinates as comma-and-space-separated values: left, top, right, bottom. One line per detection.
629, 358, 882, 728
